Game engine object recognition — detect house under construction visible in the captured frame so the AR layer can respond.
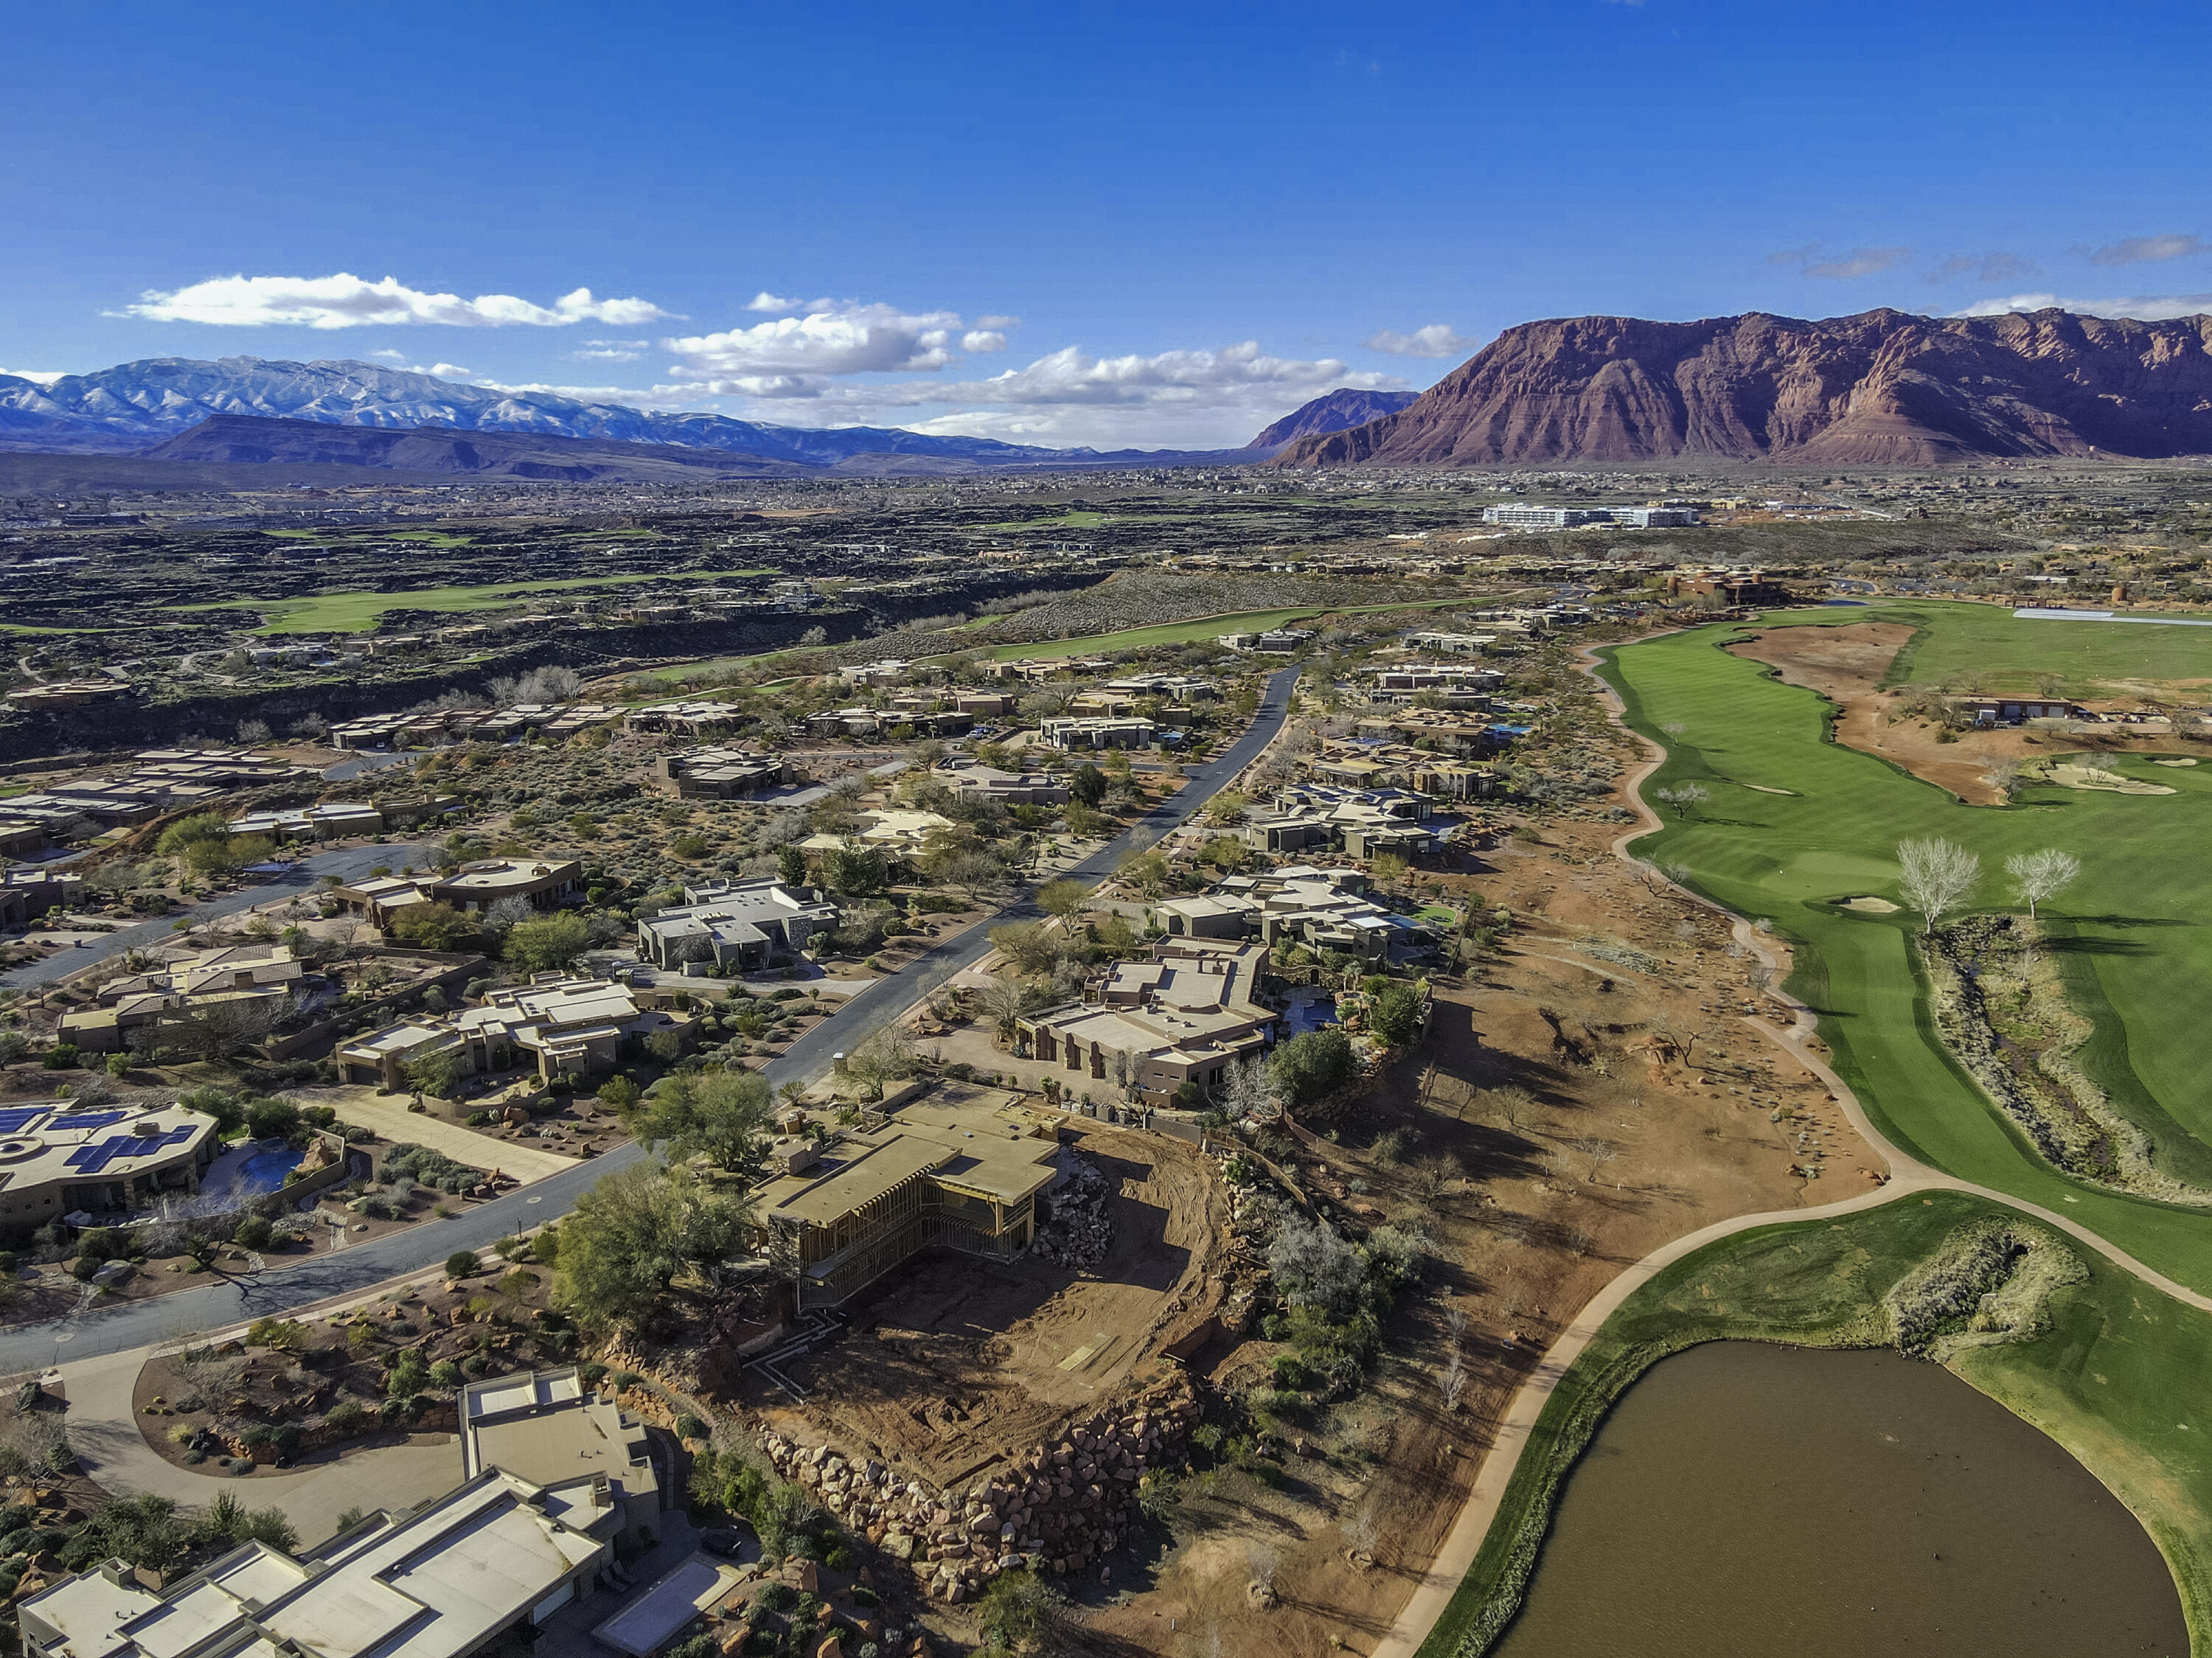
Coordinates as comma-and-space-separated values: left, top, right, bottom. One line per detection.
757, 1086, 1063, 1309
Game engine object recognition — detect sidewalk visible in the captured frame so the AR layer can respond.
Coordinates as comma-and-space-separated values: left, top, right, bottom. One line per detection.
59, 1346, 462, 1547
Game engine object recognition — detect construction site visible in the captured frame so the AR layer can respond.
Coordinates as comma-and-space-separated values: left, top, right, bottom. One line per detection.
736, 1087, 1231, 1495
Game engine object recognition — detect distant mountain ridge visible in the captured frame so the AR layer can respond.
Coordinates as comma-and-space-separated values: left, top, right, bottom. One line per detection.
1272, 307, 2212, 467
0, 356, 1250, 473
143, 414, 821, 481
1245, 388, 1419, 450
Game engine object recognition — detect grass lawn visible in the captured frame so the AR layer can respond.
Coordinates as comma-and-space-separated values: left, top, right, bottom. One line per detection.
262, 528, 476, 546
1419, 1191, 2212, 1657
187, 568, 779, 634
1600, 606, 2212, 1289
1858, 597, 2212, 693
979, 597, 1467, 661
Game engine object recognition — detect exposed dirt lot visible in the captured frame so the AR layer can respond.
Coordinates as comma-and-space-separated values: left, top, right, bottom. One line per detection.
1729, 622, 2211, 804
757, 1124, 1228, 1491
1068, 804, 1869, 1657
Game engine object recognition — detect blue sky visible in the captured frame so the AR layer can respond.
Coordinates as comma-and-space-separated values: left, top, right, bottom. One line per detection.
4, 0, 2210, 447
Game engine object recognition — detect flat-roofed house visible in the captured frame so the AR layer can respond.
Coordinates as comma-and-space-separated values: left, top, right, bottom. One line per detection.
21, 1466, 616, 1658
337, 976, 675, 1087
334, 858, 584, 923
0, 1101, 220, 1233
462, 1367, 661, 1553
1017, 939, 1278, 1105
635, 878, 838, 972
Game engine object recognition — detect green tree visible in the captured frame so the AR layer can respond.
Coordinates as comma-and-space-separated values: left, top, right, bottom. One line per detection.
405, 1050, 463, 1101
628, 1068, 774, 1172
975, 1567, 1064, 1654
597, 1075, 642, 1112
821, 840, 888, 897
1270, 1028, 1357, 1107
505, 912, 591, 973
1037, 877, 1091, 922
776, 842, 808, 888
156, 812, 232, 857
1069, 763, 1107, 807
1368, 981, 1424, 1048
554, 1163, 754, 1334
390, 902, 477, 950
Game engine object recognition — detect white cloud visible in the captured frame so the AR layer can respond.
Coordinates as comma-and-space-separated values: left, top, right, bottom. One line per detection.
773, 340, 1408, 449
666, 302, 966, 381
1925, 251, 2037, 285
1, 369, 67, 386
571, 346, 644, 362
1767, 243, 1912, 279
467, 377, 729, 411
961, 330, 1009, 353
745, 292, 801, 313
1954, 292, 2212, 321
1363, 323, 1478, 358
369, 348, 408, 362
114, 274, 675, 330
975, 314, 1020, 330
2081, 234, 2205, 267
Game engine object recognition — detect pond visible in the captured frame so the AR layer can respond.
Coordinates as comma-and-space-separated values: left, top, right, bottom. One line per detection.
200, 1139, 304, 1204
1493, 1341, 2185, 1658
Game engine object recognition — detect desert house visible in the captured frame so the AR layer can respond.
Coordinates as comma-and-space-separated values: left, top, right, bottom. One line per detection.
633, 877, 839, 972
1017, 938, 1279, 1104
336, 975, 678, 1089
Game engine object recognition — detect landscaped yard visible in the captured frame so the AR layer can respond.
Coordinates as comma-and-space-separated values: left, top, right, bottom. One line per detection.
1601, 603, 2212, 1289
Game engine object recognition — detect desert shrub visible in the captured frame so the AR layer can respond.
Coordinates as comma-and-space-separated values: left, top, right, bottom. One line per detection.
445, 1250, 480, 1279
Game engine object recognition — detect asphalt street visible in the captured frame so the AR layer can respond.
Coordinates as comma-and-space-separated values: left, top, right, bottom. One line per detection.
0, 843, 432, 994
0, 667, 1299, 1368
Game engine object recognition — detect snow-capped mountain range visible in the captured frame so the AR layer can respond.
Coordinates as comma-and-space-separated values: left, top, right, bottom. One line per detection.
0, 355, 1213, 467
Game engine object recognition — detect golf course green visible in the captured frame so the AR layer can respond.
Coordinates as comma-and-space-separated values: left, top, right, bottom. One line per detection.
1597, 601, 2212, 1291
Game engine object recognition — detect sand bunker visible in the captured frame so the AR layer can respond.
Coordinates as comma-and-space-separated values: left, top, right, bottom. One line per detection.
2154, 757, 2199, 767
1743, 784, 1797, 795
1840, 896, 1902, 913
2037, 763, 2176, 795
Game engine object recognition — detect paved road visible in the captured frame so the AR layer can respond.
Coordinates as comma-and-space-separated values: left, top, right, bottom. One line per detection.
0, 668, 1301, 1370
0, 843, 431, 993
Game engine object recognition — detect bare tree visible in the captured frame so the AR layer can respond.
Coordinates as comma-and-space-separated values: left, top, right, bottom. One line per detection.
1981, 757, 2024, 801
1490, 1084, 1536, 1134
1896, 837, 1980, 936
1221, 1055, 1280, 1122
1441, 1303, 1469, 1412
1653, 783, 1710, 819
1571, 1137, 1620, 1183
2005, 848, 2080, 923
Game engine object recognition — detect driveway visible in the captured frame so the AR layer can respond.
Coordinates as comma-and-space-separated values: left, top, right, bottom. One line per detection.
0, 842, 431, 993
0, 667, 1300, 1368
305, 1087, 582, 1185
58, 1345, 462, 1541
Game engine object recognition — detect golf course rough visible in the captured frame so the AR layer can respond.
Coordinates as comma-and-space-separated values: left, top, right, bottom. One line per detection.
1418, 1193, 2212, 1657
1596, 603, 2212, 1293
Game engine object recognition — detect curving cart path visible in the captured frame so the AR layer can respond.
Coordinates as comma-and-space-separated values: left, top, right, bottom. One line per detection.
1371, 636, 2212, 1658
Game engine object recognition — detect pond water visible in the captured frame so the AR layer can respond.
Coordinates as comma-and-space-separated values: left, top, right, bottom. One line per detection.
1493, 1342, 2185, 1658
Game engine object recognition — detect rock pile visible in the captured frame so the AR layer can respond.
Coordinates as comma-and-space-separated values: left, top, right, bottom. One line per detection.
758, 1373, 1200, 1601
1032, 1154, 1112, 1269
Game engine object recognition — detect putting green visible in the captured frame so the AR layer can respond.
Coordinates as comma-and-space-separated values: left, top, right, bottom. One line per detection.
1601, 605, 2212, 1290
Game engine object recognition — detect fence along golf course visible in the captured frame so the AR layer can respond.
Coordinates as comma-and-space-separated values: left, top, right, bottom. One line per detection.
1418, 600, 2212, 1657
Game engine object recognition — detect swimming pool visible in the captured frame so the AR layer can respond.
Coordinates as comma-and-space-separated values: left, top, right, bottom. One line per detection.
1282, 993, 1338, 1037
232, 1146, 303, 1195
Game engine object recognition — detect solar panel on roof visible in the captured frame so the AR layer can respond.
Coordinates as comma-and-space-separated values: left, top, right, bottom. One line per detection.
66, 1127, 192, 1174
48, 1112, 125, 1132
0, 1109, 46, 1134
